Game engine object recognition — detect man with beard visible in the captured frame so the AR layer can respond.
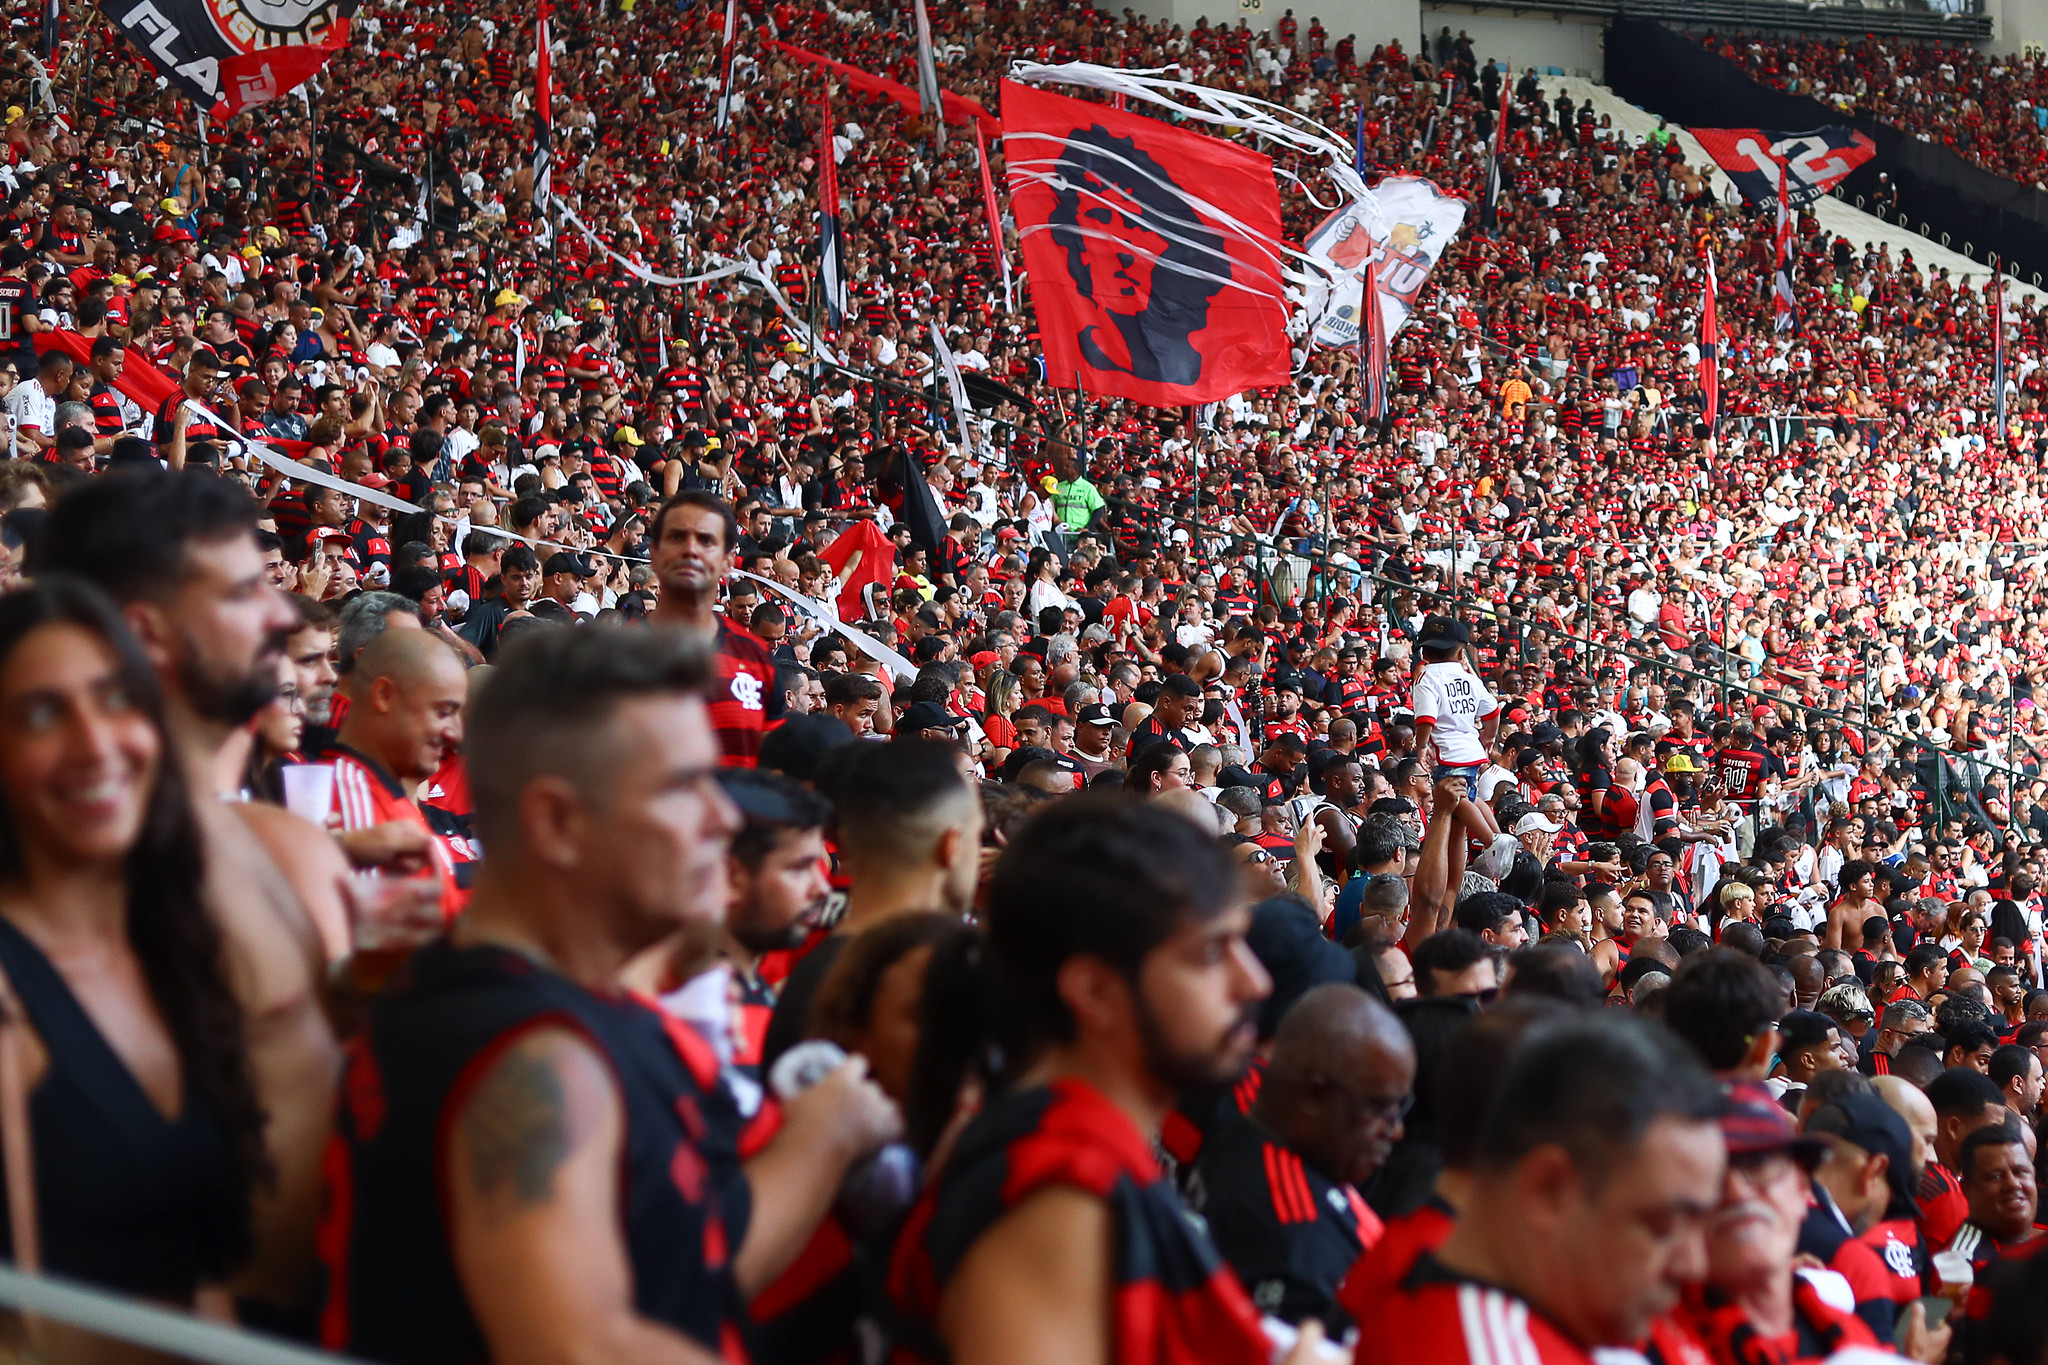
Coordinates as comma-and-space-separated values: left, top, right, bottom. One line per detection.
1644, 1082, 1933, 1365
32, 468, 350, 1335
644, 769, 831, 1080
321, 627, 901, 1365
1191, 984, 1417, 1333
890, 798, 1328, 1365
284, 594, 340, 731
648, 491, 783, 767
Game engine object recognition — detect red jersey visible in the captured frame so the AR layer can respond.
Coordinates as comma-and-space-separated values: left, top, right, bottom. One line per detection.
890, 1078, 1270, 1365
322, 742, 472, 920
1917, 1162, 1969, 1252
1353, 1253, 1598, 1365
709, 619, 784, 768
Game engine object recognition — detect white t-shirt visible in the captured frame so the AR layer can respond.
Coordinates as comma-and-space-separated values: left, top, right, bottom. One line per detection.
1410, 661, 1499, 765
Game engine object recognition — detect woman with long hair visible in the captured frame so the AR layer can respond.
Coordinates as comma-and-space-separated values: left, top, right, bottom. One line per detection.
980, 666, 1022, 768
0, 579, 267, 1324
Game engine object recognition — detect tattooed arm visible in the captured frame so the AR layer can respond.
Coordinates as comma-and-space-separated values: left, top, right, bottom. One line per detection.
445, 1026, 724, 1365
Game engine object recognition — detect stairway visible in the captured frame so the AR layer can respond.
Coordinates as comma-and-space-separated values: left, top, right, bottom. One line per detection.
1546, 75, 2046, 305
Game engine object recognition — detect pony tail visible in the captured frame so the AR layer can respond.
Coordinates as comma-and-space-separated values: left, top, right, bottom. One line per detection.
905, 925, 1007, 1160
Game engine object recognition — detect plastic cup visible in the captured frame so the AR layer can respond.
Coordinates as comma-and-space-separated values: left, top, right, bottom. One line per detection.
279, 763, 335, 824
1933, 1249, 1975, 1301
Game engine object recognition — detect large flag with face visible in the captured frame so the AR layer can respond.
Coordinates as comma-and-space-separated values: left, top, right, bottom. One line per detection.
533, 0, 553, 222
1687, 126, 1875, 209
817, 101, 847, 328
108, 0, 355, 116
1302, 176, 1465, 351
1700, 244, 1720, 428
1002, 79, 1289, 404
911, 0, 944, 150
714, 0, 740, 131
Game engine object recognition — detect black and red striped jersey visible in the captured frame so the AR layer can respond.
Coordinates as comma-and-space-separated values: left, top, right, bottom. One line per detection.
1918, 1162, 1969, 1252
1353, 1253, 1599, 1365
1188, 1109, 1383, 1333
709, 618, 784, 769
889, 1078, 1271, 1365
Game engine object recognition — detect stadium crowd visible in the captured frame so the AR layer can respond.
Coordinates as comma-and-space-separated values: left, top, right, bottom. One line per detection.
8, 0, 2048, 1364
1702, 31, 2048, 192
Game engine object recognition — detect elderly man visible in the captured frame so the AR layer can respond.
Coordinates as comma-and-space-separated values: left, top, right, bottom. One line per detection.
1651, 1082, 1940, 1365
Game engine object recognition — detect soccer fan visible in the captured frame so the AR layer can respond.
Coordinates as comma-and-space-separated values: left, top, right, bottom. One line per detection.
319, 625, 899, 1363
30, 468, 347, 1329
1646, 1081, 1910, 1365
1945, 1122, 2043, 1275
317, 628, 474, 921
889, 798, 1326, 1365
1352, 1013, 1725, 1365
1192, 984, 1416, 1332
647, 492, 782, 768
1802, 1087, 1932, 1341
760, 740, 981, 1070
1920, 1068, 2016, 1251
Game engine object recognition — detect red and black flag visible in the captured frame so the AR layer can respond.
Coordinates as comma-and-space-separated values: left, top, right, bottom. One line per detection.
1687, 126, 1874, 209
533, 0, 553, 222
1699, 242, 1720, 430
1994, 256, 2007, 437
1480, 79, 1510, 233
1772, 161, 1794, 334
1001, 79, 1289, 406
109, 0, 353, 116
714, 0, 740, 131
817, 99, 847, 328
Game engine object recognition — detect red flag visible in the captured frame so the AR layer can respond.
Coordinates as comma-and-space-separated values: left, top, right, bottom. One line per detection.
974, 120, 1012, 307
818, 97, 846, 328
1001, 80, 1288, 405
1699, 244, 1720, 430
766, 39, 997, 134
534, 0, 554, 212
36, 329, 176, 415
817, 519, 897, 621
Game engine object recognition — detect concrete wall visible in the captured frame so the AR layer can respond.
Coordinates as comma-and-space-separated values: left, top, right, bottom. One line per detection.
1986, 0, 2048, 57
1418, 4, 1603, 74
1099, 0, 1421, 54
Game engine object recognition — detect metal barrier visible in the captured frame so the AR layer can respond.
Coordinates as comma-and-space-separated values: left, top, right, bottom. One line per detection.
0, 1265, 355, 1365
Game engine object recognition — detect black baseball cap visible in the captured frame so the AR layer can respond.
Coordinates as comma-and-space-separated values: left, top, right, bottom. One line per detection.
1076, 702, 1117, 727
898, 701, 967, 733
1805, 1092, 1916, 1203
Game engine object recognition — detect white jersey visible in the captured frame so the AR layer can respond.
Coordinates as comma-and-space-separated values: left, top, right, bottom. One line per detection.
1410, 661, 1498, 765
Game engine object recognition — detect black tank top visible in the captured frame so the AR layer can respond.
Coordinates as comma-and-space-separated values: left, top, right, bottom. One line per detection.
0, 916, 243, 1297
319, 938, 752, 1364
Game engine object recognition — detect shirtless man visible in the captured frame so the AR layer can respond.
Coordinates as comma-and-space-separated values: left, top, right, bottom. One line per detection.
37, 471, 361, 1331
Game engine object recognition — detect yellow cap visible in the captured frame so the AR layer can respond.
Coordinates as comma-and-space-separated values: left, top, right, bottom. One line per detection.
493, 288, 524, 308
616, 425, 644, 446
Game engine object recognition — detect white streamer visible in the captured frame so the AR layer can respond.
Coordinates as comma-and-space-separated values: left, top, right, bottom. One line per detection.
555, 200, 838, 363
732, 568, 917, 682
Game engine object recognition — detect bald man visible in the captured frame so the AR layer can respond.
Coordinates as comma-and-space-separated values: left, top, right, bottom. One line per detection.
1190, 983, 1416, 1333
315, 628, 476, 922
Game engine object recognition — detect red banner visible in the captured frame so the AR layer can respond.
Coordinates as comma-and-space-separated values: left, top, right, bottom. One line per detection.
766, 39, 997, 135
1001, 80, 1288, 405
